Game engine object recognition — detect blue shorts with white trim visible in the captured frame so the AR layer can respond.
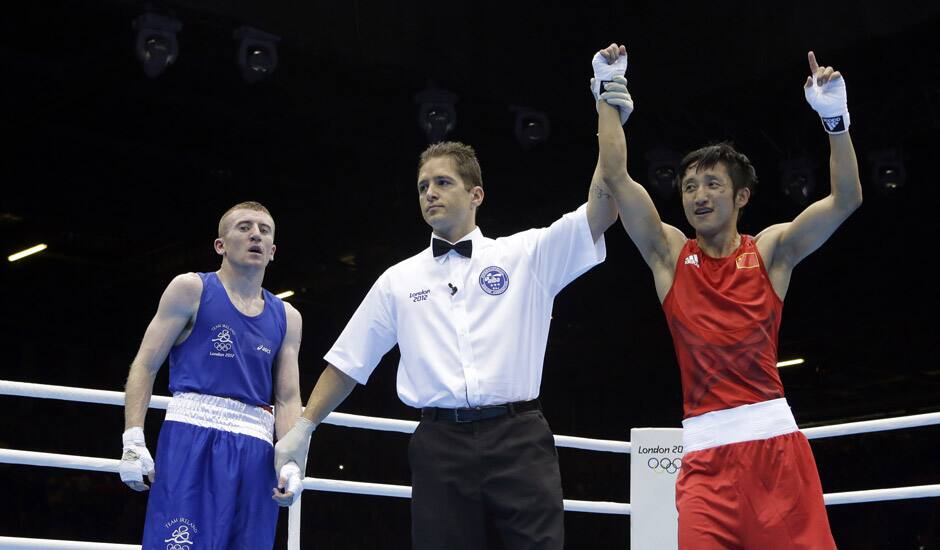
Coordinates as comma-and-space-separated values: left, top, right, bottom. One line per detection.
141, 420, 278, 550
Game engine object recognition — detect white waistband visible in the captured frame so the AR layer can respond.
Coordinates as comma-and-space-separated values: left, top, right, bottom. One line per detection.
166, 392, 275, 445
682, 398, 798, 453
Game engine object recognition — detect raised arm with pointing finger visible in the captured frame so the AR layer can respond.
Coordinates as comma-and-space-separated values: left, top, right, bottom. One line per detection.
755, 51, 862, 299
602, 51, 859, 548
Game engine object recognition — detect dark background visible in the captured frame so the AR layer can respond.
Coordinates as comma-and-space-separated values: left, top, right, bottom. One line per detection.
1, 1, 938, 548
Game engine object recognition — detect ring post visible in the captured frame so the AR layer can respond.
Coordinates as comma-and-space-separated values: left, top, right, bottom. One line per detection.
287, 495, 301, 550
630, 428, 681, 550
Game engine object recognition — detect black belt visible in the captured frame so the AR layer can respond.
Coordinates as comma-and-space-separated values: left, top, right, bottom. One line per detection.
421, 399, 541, 423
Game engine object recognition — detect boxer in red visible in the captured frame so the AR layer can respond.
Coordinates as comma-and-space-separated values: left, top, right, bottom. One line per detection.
594, 44, 861, 548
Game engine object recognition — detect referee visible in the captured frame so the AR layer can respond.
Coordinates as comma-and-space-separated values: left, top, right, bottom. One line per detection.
275, 72, 621, 548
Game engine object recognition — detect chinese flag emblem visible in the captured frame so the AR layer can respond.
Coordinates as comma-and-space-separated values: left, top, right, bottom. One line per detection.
736, 252, 760, 269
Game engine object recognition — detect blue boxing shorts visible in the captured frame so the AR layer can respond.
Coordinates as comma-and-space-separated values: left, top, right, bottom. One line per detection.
141, 393, 279, 550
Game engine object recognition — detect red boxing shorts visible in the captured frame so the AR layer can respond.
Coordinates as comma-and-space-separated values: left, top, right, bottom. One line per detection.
676, 399, 836, 549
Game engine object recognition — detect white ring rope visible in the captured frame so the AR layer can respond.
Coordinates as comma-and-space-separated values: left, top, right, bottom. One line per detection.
0, 449, 118, 473
0, 537, 139, 549
6, 379, 940, 449
2, 377, 939, 550
3, 379, 940, 505
2, 447, 939, 510
0, 381, 170, 408
823, 484, 940, 505
802, 412, 940, 439
0, 448, 631, 514
0, 381, 631, 453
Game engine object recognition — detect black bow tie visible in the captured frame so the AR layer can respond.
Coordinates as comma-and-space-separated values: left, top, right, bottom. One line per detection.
432, 238, 472, 258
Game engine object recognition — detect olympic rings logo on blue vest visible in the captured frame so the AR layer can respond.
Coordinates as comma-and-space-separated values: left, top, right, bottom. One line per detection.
479, 266, 509, 295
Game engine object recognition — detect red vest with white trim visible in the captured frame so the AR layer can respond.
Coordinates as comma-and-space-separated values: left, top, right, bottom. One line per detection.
662, 235, 785, 419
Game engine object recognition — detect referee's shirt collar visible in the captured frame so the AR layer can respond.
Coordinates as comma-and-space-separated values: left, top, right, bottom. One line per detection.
430, 227, 484, 264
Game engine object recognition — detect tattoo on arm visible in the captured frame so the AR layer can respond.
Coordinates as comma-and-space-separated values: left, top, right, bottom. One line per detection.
592, 183, 612, 200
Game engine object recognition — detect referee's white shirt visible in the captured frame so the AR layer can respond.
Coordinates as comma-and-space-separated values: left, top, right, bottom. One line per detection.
325, 204, 606, 408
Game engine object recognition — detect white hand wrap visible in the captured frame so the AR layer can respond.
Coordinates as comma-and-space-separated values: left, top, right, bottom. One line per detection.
591, 50, 628, 99
119, 427, 154, 491
591, 51, 631, 125
804, 75, 850, 134
277, 461, 304, 506
274, 417, 315, 472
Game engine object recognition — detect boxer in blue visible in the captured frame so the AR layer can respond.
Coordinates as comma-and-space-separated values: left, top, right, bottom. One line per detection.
119, 201, 305, 549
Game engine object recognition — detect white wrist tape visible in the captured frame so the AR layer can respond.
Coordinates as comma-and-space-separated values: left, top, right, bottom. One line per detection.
591, 51, 628, 100
122, 426, 146, 446
804, 76, 850, 134
119, 427, 154, 488
278, 461, 304, 505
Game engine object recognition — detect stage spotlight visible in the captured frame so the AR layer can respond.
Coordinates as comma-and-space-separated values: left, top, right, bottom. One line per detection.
869, 148, 905, 196
645, 148, 682, 199
510, 107, 550, 150
132, 13, 181, 78
415, 87, 458, 144
234, 26, 280, 83
779, 157, 815, 206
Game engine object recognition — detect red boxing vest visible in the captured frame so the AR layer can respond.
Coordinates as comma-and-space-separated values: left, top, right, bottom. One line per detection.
662, 236, 785, 419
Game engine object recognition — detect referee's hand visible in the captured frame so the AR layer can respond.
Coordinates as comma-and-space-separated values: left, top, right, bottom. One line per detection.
274, 417, 315, 472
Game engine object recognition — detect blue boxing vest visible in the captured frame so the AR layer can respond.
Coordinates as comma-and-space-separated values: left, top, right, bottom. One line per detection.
168, 272, 286, 407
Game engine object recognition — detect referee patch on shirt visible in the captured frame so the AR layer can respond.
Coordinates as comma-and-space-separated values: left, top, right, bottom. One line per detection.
479, 266, 509, 295
735, 252, 760, 269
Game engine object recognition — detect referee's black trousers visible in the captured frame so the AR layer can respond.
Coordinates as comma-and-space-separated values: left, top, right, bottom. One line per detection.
408, 408, 564, 550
